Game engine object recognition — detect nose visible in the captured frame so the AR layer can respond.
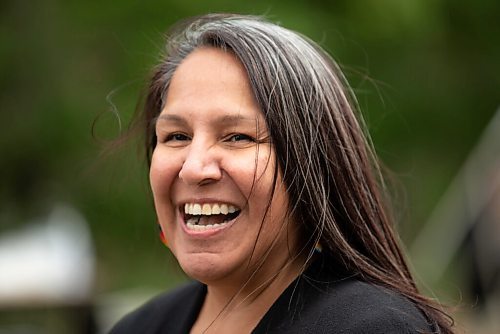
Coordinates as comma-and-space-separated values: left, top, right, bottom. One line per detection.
178, 141, 222, 185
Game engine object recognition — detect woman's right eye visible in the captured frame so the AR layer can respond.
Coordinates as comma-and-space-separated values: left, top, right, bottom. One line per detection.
158, 132, 190, 145
166, 133, 190, 142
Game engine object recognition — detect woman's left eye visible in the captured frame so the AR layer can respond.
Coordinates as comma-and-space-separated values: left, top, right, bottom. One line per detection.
226, 134, 254, 142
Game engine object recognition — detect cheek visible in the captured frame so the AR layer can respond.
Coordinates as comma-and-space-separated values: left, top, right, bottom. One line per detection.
149, 150, 179, 201
254, 152, 290, 230
254, 151, 278, 194
227, 148, 276, 200
149, 152, 181, 241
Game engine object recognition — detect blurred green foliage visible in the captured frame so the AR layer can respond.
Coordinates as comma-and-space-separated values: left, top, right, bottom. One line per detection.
1, 0, 499, 296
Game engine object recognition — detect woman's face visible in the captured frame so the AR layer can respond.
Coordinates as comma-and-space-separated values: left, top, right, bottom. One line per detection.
150, 47, 299, 286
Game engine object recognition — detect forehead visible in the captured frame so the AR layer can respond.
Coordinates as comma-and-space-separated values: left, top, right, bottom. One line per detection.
161, 47, 262, 121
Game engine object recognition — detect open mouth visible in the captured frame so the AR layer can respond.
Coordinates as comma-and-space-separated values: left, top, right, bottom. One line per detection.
182, 203, 241, 231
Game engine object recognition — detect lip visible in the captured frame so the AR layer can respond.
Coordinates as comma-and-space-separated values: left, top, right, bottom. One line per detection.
177, 199, 241, 238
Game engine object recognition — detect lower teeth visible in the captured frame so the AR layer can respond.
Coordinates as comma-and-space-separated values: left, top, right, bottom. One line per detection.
185, 211, 240, 231
186, 221, 227, 231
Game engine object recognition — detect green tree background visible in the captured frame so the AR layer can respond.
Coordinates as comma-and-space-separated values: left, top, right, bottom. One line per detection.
1, 0, 499, 327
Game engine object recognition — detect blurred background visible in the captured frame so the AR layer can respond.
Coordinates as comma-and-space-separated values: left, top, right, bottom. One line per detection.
1, 0, 499, 333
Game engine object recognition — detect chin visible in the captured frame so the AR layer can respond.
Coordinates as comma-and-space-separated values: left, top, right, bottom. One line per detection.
177, 252, 234, 284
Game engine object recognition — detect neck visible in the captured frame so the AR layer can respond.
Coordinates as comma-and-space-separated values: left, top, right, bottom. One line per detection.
190, 255, 307, 334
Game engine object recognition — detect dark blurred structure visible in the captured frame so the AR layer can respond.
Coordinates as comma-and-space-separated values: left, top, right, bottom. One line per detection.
469, 172, 500, 310
411, 107, 500, 330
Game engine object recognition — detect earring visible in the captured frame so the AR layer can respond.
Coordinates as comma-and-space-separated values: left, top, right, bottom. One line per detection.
158, 223, 168, 247
314, 242, 322, 253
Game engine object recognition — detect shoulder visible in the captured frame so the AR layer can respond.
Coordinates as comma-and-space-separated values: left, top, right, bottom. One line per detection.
304, 277, 433, 333
109, 281, 205, 334
258, 273, 433, 334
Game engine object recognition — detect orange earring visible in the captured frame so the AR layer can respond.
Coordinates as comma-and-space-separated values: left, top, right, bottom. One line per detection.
158, 223, 168, 247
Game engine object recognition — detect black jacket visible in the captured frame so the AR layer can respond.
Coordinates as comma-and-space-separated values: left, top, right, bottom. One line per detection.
110, 258, 433, 333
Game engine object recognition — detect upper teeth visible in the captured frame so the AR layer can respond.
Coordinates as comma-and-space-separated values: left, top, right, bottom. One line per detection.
184, 203, 238, 215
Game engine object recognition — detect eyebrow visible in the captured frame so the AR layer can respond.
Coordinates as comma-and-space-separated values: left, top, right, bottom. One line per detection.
155, 114, 187, 125
155, 113, 259, 126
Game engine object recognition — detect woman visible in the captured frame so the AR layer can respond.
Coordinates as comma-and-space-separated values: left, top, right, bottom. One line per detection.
111, 14, 454, 333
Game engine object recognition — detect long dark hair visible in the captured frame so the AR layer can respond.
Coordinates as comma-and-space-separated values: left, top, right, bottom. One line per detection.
137, 14, 454, 333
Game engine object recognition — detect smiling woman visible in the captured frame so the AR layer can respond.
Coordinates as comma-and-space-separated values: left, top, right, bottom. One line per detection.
110, 14, 455, 334
150, 48, 298, 290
